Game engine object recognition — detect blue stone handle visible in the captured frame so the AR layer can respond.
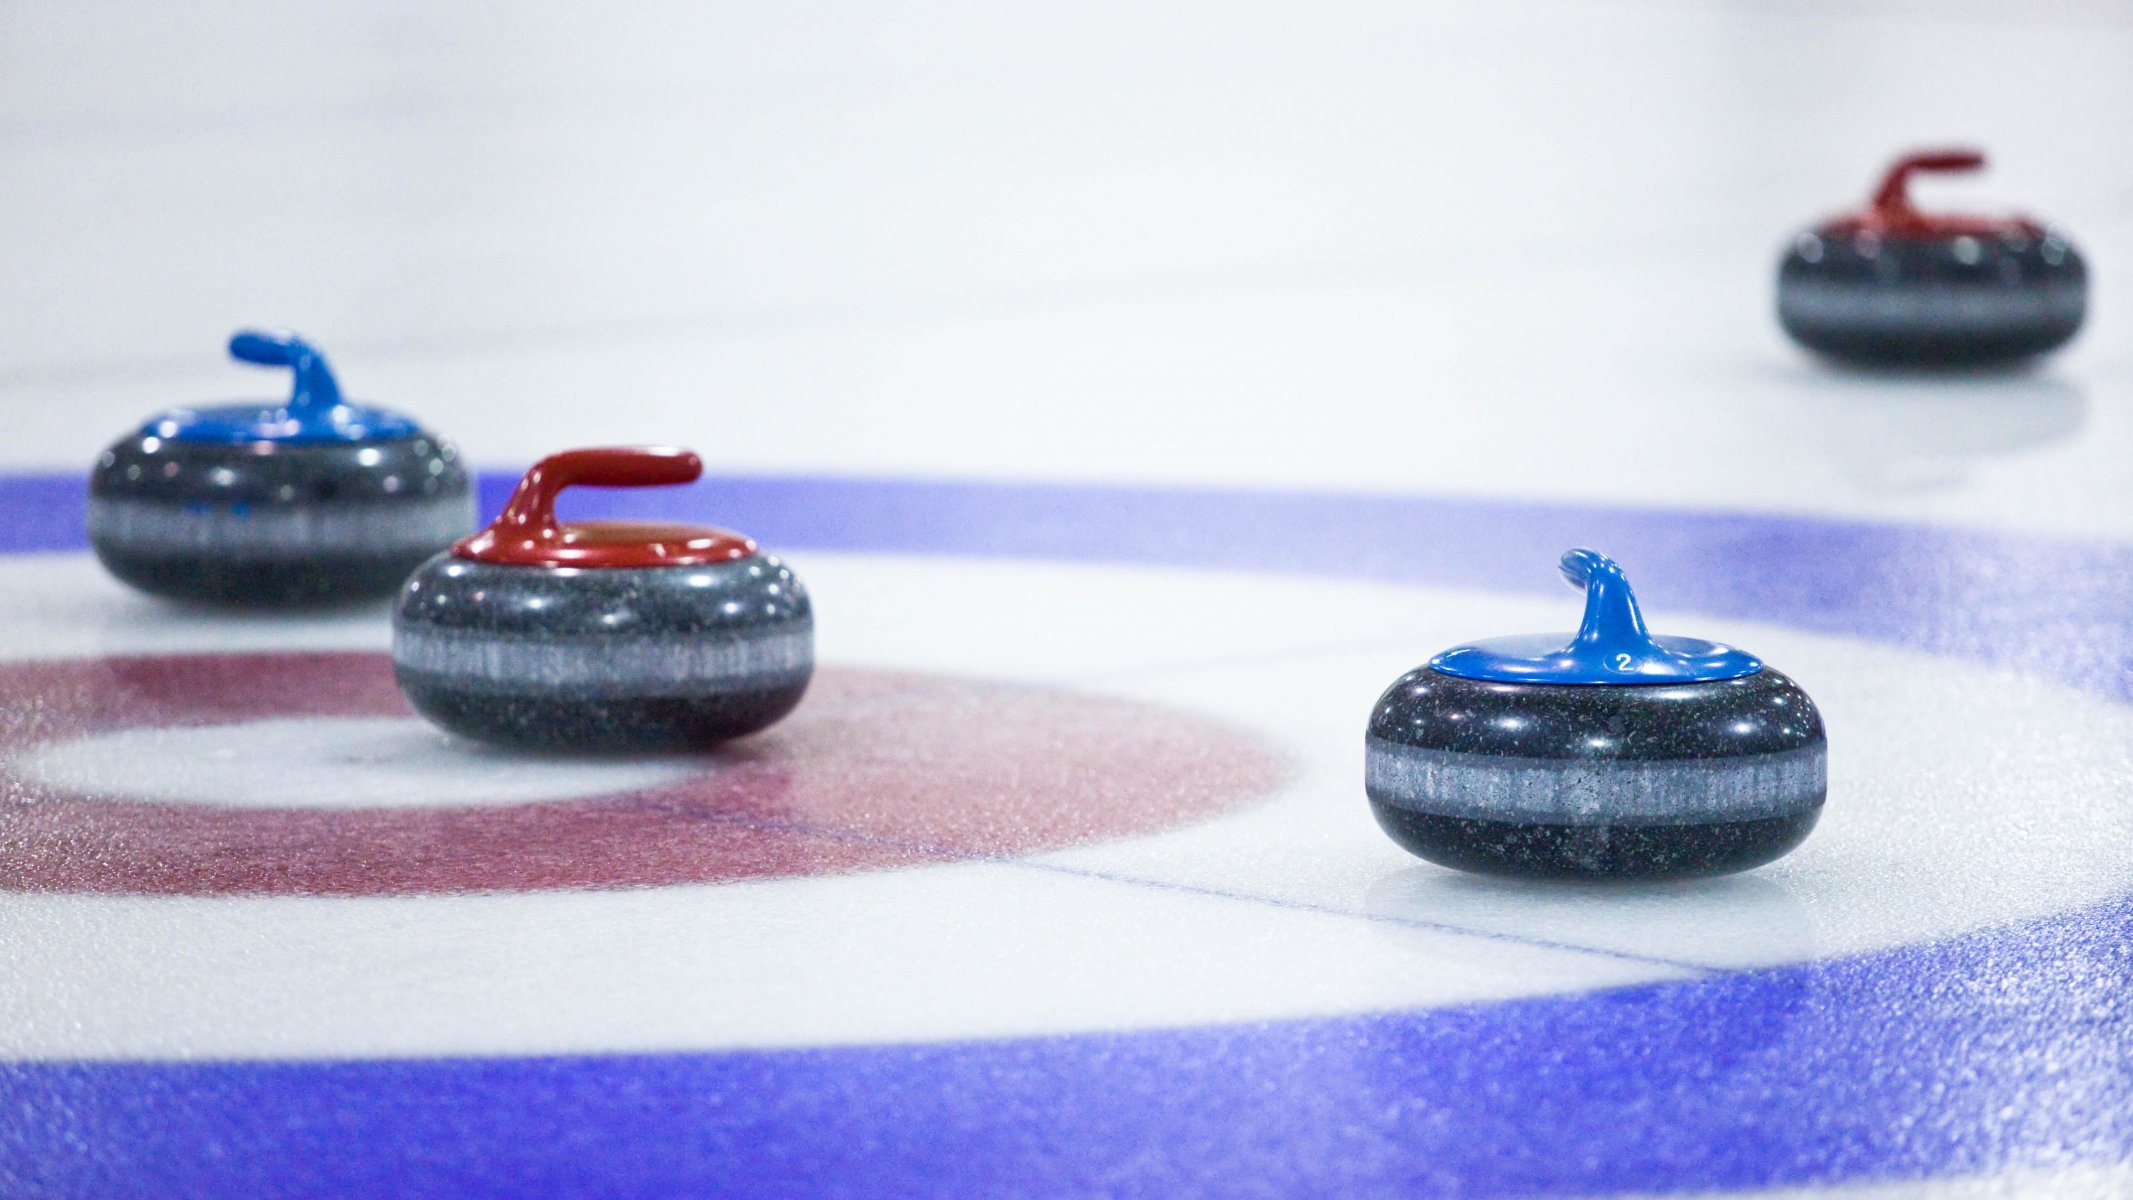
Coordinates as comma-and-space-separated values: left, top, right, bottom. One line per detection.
1558, 548, 1660, 671
228, 329, 343, 418
1557, 547, 1613, 591
1427, 548, 1763, 685
135, 329, 422, 444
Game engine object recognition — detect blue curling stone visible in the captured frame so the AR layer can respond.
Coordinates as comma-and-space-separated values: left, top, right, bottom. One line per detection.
1366, 549, 1827, 880
86, 330, 474, 605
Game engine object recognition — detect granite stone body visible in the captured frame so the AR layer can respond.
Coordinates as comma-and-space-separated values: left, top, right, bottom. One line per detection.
89, 433, 473, 605
392, 551, 813, 751
1366, 667, 1826, 879
1778, 227, 2087, 365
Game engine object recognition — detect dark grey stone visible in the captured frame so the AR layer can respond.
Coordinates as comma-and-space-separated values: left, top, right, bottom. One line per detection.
1365, 667, 1826, 880
391, 551, 813, 751
1369, 808, 1821, 881
1777, 228, 2087, 365
87, 434, 473, 605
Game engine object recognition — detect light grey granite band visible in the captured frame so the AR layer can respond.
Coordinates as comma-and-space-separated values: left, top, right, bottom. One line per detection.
88, 492, 475, 557
1365, 738, 1826, 825
393, 624, 815, 696
1778, 281, 2084, 334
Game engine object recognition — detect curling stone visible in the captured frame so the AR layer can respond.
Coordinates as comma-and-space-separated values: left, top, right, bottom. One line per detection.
87, 328, 473, 605
392, 445, 813, 751
1365, 549, 1826, 880
1777, 149, 2086, 366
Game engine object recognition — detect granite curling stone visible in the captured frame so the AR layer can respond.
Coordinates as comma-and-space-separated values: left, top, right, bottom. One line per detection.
392, 445, 812, 751
1777, 148, 2087, 366
1365, 549, 1826, 880
88, 328, 474, 605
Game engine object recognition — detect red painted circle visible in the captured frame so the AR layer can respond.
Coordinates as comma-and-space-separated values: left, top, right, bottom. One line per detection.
0, 652, 1285, 897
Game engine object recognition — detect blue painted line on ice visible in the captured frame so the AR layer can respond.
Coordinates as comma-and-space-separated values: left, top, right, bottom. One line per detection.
6, 894, 2129, 1199
11, 468, 2128, 701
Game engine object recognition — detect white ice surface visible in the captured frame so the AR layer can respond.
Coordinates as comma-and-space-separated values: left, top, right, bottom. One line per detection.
3, 3, 2132, 537
4, 553, 2130, 1062
15, 717, 696, 811
4, 3, 2133, 1194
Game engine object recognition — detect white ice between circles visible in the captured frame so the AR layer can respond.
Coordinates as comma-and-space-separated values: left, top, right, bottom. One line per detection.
12, 717, 695, 810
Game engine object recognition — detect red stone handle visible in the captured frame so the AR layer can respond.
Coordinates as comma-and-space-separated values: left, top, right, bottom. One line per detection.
489, 446, 703, 545
1871, 149, 1986, 215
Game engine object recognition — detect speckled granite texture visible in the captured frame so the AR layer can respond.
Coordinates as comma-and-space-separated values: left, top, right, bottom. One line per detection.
88, 434, 472, 605
1777, 229, 2086, 365
1366, 667, 1826, 879
392, 551, 813, 750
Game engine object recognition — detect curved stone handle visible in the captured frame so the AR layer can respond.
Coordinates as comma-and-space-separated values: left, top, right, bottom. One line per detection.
228, 327, 343, 415
1871, 148, 1986, 216
489, 446, 705, 547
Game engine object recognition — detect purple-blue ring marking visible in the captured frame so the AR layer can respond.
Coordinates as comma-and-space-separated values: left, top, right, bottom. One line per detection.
6, 471, 2128, 704
3, 469, 2132, 1199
